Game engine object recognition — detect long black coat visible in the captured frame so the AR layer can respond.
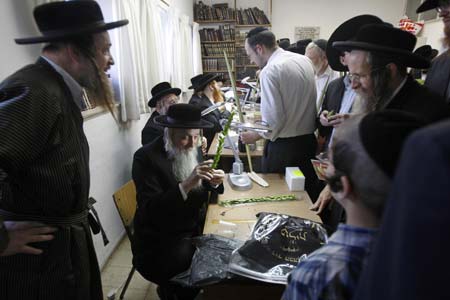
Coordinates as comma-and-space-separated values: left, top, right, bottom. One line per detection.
141, 110, 163, 145
0, 58, 101, 299
317, 76, 346, 146
189, 94, 227, 150
131, 137, 223, 285
384, 76, 449, 123
425, 50, 450, 105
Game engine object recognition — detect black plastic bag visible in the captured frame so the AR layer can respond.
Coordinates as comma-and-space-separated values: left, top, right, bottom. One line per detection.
171, 234, 241, 287
228, 212, 328, 284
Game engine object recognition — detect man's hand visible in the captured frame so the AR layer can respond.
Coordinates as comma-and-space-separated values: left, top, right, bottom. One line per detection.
0, 221, 57, 256
201, 137, 208, 156
319, 111, 349, 128
209, 169, 225, 186
240, 131, 261, 144
181, 159, 215, 193
309, 185, 334, 214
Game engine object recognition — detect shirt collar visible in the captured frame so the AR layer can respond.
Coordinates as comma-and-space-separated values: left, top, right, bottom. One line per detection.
328, 223, 378, 248
41, 55, 84, 109
266, 47, 284, 66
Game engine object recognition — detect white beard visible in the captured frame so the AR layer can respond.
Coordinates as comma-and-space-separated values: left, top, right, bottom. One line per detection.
165, 134, 201, 186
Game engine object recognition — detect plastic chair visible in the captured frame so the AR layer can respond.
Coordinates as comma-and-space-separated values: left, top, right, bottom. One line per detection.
112, 180, 137, 300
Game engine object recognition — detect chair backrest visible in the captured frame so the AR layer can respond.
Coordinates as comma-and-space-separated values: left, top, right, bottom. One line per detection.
113, 180, 137, 239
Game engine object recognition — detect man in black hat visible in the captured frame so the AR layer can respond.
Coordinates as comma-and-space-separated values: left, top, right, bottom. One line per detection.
283, 110, 425, 300
305, 39, 339, 110
416, 0, 450, 104
142, 82, 181, 145
0, 1, 128, 299
132, 104, 225, 300
333, 23, 449, 121
241, 27, 318, 198
189, 73, 230, 150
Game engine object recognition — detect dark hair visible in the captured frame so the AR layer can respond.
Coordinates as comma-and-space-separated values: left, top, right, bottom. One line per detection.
246, 27, 276, 50
43, 34, 96, 58
368, 52, 407, 76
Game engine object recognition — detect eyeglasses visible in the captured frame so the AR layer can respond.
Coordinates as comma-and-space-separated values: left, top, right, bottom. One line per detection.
436, 0, 450, 13
348, 67, 386, 83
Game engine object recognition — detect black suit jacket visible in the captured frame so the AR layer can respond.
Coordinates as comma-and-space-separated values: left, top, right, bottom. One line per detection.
354, 119, 450, 300
141, 110, 164, 145
189, 94, 224, 150
131, 137, 223, 282
0, 58, 101, 299
317, 76, 346, 144
385, 76, 449, 123
425, 50, 450, 105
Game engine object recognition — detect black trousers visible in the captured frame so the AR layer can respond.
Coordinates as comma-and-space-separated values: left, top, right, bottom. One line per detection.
261, 134, 320, 200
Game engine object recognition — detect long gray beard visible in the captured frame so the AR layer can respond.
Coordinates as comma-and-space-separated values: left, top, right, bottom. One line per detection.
165, 139, 201, 186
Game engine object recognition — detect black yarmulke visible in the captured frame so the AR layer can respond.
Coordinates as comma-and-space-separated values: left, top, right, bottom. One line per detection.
359, 110, 426, 178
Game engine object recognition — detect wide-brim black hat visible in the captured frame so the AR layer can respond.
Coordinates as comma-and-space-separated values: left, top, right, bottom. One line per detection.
417, 0, 439, 13
333, 24, 430, 69
414, 45, 439, 62
188, 73, 220, 92
359, 109, 425, 178
327, 15, 383, 72
148, 82, 181, 108
154, 104, 213, 129
15, 1, 128, 45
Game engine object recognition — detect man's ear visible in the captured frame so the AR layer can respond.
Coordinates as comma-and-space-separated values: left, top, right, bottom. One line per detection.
331, 175, 353, 201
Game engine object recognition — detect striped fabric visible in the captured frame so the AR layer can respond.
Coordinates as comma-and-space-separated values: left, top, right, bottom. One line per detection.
0, 58, 102, 300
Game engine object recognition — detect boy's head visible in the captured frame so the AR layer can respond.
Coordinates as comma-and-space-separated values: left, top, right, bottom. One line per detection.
327, 110, 424, 219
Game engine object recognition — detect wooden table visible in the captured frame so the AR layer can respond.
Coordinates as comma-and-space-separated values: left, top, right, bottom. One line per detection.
202, 173, 322, 300
204, 173, 321, 240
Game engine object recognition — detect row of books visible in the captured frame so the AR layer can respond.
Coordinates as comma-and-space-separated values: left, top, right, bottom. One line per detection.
202, 58, 235, 71
194, 2, 235, 21
235, 47, 252, 66
236, 7, 270, 25
202, 43, 235, 57
199, 25, 235, 42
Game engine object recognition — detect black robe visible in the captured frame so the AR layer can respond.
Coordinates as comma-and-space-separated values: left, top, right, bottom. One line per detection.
189, 94, 228, 150
141, 110, 164, 145
131, 136, 223, 285
424, 50, 450, 105
0, 58, 101, 300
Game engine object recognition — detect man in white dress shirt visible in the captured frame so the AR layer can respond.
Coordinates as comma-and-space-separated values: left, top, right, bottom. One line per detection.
241, 27, 319, 198
305, 39, 340, 111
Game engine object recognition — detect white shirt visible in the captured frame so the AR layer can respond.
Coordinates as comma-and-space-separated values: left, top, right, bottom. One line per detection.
260, 48, 317, 141
315, 65, 340, 111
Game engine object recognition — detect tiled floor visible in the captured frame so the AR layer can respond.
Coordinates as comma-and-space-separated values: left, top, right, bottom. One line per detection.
101, 238, 159, 300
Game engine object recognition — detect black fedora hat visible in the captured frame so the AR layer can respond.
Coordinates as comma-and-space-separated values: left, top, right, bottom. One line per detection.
154, 104, 213, 129
327, 15, 383, 72
414, 45, 439, 61
15, 1, 128, 45
416, 0, 439, 13
333, 24, 430, 69
188, 73, 220, 92
148, 82, 181, 108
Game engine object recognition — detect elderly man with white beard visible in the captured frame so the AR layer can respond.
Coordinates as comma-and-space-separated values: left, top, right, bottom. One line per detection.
131, 104, 225, 300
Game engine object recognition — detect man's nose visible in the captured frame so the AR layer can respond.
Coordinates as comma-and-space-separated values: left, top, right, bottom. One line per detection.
186, 137, 194, 148
351, 79, 360, 90
109, 55, 115, 66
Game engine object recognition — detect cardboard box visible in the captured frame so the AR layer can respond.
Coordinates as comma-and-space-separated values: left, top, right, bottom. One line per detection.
285, 167, 305, 191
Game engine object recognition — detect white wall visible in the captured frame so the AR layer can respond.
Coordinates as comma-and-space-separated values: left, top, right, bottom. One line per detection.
271, 0, 407, 43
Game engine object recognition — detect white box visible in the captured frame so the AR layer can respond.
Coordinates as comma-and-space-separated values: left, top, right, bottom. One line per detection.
285, 167, 305, 191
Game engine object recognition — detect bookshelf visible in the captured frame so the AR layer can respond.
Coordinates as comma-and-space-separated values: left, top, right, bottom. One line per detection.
194, 0, 272, 83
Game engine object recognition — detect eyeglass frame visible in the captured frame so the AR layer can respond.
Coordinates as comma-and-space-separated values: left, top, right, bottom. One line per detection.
347, 66, 387, 83
436, 0, 450, 13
